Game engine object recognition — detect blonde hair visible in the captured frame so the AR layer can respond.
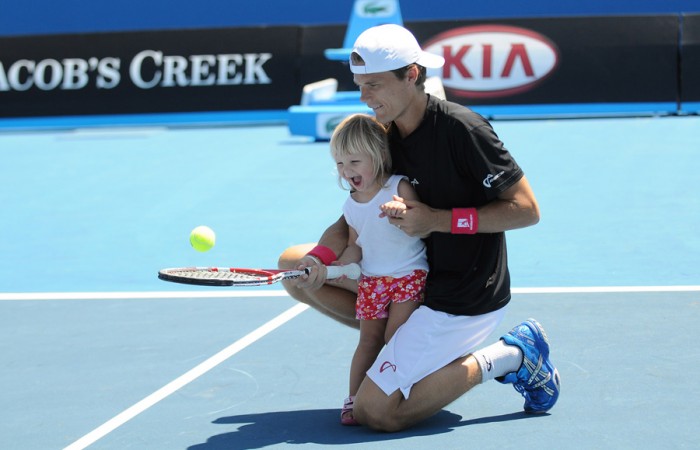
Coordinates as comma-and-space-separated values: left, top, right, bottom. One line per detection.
330, 114, 392, 190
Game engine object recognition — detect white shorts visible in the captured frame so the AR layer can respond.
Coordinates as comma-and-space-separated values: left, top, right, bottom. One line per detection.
366, 305, 507, 399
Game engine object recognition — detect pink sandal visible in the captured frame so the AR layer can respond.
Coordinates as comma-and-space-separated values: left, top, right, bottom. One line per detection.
340, 396, 359, 426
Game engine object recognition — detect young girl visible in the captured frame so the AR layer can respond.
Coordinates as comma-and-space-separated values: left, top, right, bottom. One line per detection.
329, 114, 428, 426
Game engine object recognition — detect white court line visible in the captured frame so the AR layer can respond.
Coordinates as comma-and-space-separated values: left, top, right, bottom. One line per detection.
512, 285, 700, 294
0, 291, 288, 301
2, 285, 700, 302
62, 303, 309, 450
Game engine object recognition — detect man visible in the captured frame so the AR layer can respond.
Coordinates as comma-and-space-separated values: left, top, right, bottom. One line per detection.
278, 24, 560, 431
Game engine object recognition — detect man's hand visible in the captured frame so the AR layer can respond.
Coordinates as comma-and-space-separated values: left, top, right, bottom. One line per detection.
379, 195, 451, 237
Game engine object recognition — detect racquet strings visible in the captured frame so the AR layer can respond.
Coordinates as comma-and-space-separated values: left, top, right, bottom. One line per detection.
166, 268, 270, 282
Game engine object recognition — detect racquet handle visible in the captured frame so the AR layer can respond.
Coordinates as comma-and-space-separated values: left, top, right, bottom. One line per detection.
325, 263, 362, 280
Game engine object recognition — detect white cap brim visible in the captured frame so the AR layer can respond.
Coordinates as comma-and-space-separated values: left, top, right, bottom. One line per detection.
349, 24, 445, 75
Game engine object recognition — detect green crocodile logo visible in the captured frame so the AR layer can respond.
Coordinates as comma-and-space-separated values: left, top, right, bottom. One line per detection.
363, 2, 388, 15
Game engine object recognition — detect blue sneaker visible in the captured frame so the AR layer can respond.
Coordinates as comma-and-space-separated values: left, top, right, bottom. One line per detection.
498, 319, 560, 414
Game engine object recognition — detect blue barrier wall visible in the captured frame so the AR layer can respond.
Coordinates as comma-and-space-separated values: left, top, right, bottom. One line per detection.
0, 0, 698, 37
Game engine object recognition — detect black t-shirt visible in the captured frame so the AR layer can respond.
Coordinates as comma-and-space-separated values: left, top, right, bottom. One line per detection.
388, 95, 524, 315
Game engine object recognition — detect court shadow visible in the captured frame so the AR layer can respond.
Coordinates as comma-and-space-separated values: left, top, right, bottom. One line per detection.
187, 408, 538, 449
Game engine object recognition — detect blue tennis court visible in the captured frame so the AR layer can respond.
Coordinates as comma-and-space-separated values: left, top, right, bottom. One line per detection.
1, 115, 699, 449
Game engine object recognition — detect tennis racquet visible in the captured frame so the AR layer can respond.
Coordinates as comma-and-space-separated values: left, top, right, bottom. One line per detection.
158, 263, 361, 287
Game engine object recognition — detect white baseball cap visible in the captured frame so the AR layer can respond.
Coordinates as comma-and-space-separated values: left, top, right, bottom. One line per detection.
349, 24, 445, 74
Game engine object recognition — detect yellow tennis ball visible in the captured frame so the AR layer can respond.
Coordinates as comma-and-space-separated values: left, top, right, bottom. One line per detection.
190, 225, 215, 252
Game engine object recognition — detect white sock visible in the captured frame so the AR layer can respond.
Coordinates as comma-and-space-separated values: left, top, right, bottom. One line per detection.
472, 339, 523, 383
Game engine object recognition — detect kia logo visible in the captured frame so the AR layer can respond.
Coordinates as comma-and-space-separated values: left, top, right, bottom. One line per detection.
423, 25, 559, 98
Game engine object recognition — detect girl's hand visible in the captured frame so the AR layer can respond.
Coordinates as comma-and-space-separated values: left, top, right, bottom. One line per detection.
380, 196, 407, 218
294, 255, 327, 290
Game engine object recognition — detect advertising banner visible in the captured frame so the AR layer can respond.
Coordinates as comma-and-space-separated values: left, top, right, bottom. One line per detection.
0, 15, 688, 118
681, 14, 700, 111
0, 27, 300, 117
406, 15, 680, 107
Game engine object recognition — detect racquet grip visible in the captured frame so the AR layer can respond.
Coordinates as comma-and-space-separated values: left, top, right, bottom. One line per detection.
326, 263, 361, 280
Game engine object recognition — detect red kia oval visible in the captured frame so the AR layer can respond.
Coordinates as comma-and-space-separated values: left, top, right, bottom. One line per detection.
423, 25, 560, 98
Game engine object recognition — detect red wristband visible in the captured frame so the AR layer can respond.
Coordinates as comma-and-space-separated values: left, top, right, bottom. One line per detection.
451, 208, 478, 234
306, 245, 337, 265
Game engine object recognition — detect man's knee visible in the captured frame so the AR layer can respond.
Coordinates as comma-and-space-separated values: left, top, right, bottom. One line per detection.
354, 388, 408, 432
277, 244, 315, 299
277, 243, 314, 270
354, 403, 407, 432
